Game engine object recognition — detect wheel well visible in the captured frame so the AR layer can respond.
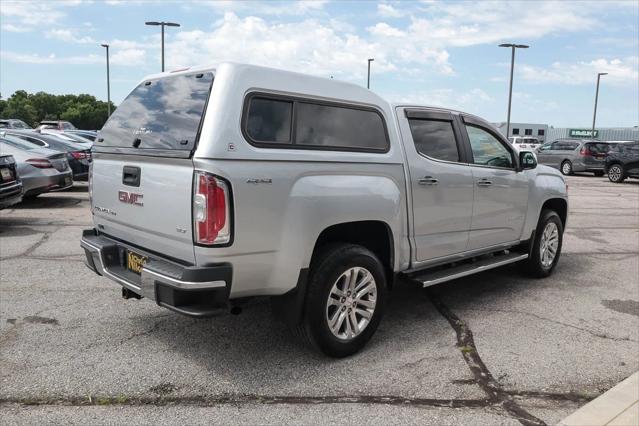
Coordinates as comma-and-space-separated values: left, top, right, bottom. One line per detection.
312, 221, 394, 280
541, 198, 567, 228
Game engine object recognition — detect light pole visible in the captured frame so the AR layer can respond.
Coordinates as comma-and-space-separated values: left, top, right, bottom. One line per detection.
499, 43, 529, 138
592, 72, 607, 139
100, 43, 111, 118
367, 58, 374, 89
145, 21, 180, 72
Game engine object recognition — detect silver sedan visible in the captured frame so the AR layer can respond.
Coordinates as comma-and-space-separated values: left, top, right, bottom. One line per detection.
0, 136, 73, 197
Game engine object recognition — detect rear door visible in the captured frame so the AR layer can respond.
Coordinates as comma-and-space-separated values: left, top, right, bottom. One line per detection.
583, 142, 610, 168
398, 108, 474, 262
91, 71, 214, 264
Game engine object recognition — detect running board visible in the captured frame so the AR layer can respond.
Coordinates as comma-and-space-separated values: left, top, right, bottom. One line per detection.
408, 252, 529, 288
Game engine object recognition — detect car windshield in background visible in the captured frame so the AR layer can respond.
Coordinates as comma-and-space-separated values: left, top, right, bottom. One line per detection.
1, 135, 42, 150
98, 72, 213, 153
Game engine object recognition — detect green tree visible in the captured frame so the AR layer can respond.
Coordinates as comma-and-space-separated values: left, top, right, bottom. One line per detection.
0, 90, 115, 129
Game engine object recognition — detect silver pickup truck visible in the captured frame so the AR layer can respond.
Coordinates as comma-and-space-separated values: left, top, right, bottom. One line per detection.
81, 63, 568, 357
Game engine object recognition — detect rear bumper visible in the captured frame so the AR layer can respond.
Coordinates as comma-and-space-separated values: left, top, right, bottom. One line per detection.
0, 182, 23, 209
81, 229, 232, 317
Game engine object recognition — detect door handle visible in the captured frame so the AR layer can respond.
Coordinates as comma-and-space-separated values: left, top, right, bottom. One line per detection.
418, 176, 438, 186
476, 179, 493, 187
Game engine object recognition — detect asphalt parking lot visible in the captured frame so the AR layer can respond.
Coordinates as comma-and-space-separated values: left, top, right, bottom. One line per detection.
1, 175, 638, 425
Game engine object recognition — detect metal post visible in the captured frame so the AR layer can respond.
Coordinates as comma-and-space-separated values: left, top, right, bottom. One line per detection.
101, 44, 111, 118
506, 46, 515, 138
592, 73, 607, 139
161, 24, 165, 72
145, 21, 180, 72
367, 58, 374, 89
499, 43, 529, 139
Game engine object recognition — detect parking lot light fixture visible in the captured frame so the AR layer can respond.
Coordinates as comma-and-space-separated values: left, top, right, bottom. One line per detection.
499, 43, 529, 138
100, 44, 111, 118
367, 58, 374, 89
145, 21, 181, 72
592, 72, 608, 139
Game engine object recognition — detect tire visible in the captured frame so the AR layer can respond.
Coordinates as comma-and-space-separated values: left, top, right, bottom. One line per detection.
294, 243, 387, 357
608, 164, 625, 183
594, 171, 604, 177
561, 160, 573, 176
522, 210, 563, 278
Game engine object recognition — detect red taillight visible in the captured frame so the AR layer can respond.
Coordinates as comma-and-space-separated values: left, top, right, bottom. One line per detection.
25, 158, 53, 168
193, 171, 230, 245
70, 151, 88, 160
580, 147, 591, 156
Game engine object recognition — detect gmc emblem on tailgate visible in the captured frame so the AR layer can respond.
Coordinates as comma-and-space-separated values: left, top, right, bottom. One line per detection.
118, 190, 144, 206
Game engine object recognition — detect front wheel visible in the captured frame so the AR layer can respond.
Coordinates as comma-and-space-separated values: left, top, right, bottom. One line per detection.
608, 164, 625, 183
522, 210, 563, 278
561, 161, 573, 176
296, 244, 387, 357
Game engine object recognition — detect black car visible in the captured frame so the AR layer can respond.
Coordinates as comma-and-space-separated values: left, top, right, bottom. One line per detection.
5, 130, 92, 181
604, 141, 639, 183
0, 154, 23, 209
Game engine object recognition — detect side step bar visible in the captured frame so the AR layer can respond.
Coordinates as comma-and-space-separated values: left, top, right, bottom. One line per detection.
407, 252, 529, 288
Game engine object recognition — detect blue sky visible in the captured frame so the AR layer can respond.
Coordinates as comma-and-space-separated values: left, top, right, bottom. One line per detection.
1, 0, 638, 127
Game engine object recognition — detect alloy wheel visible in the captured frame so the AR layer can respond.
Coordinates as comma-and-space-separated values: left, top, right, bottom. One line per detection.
325, 266, 377, 340
539, 222, 559, 268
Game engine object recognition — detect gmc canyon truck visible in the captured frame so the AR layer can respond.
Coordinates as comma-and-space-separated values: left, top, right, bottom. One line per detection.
81, 63, 568, 357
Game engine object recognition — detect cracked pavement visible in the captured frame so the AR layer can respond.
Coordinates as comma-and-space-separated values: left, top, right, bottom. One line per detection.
1, 177, 638, 425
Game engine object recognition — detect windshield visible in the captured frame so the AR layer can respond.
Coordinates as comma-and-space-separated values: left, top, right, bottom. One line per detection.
98, 71, 213, 153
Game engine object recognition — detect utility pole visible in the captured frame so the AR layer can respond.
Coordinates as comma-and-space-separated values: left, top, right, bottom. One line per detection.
499, 43, 529, 138
100, 43, 111, 117
592, 72, 607, 139
367, 58, 374, 89
145, 21, 181, 72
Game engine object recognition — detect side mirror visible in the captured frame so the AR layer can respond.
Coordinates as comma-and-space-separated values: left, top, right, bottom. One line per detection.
519, 151, 537, 171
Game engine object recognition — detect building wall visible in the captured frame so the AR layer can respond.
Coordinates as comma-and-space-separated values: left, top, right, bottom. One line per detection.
492, 122, 549, 142
546, 127, 639, 142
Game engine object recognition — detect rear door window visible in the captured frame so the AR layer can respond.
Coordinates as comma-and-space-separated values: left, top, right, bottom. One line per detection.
408, 119, 460, 162
98, 72, 213, 154
585, 143, 610, 154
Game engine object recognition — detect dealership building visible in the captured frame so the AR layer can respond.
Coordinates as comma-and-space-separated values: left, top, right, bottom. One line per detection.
493, 122, 638, 143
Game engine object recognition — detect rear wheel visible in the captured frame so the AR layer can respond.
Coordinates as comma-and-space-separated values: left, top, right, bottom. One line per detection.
561, 161, 573, 176
522, 210, 563, 278
608, 164, 625, 183
295, 244, 387, 357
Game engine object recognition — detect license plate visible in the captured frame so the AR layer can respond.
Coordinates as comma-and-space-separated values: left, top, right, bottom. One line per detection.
1, 168, 12, 181
126, 251, 147, 275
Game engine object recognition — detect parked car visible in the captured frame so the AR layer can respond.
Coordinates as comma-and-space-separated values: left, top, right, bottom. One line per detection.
37, 129, 93, 146
604, 141, 639, 183
509, 136, 541, 151
0, 135, 73, 197
36, 120, 77, 131
5, 130, 91, 181
81, 63, 568, 357
536, 139, 610, 176
66, 130, 98, 141
0, 154, 23, 209
0, 119, 32, 129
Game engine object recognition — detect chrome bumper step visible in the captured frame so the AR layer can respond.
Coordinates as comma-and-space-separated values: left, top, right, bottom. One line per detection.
407, 252, 529, 288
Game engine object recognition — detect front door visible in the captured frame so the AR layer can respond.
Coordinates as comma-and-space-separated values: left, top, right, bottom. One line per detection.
398, 108, 474, 263
460, 116, 529, 250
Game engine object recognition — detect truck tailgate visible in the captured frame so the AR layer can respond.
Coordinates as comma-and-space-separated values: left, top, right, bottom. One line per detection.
92, 154, 195, 264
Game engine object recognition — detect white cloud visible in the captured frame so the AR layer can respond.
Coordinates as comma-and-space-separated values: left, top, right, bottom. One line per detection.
164, 12, 453, 79
45, 29, 96, 44
204, 0, 328, 16
377, 3, 405, 18
519, 57, 639, 86
367, 23, 406, 37
0, 48, 146, 66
